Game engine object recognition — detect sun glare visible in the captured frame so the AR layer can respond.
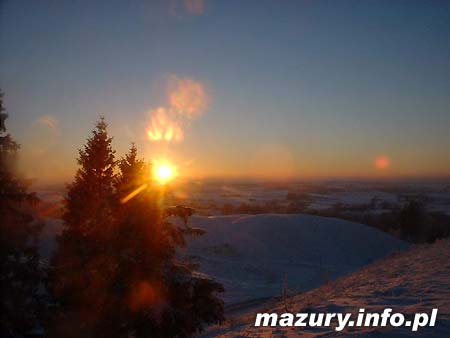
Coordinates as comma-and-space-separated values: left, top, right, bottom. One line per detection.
154, 162, 176, 184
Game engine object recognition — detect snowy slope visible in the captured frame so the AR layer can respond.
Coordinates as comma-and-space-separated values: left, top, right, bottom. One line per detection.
183, 214, 408, 304
39, 213, 409, 306
199, 239, 450, 338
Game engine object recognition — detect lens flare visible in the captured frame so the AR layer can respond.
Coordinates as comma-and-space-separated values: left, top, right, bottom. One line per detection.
374, 155, 391, 170
169, 76, 207, 118
146, 107, 183, 142
146, 76, 207, 143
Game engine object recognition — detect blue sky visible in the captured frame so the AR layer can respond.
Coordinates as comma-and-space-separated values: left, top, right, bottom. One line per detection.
1, 0, 450, 182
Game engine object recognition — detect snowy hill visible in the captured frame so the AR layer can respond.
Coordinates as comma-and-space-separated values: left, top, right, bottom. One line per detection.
39, 213, 409, 307
183, 214, 408, 304
199, 239, 450, 338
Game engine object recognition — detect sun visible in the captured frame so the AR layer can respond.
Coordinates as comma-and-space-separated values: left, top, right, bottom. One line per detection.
154, 162, 176, 184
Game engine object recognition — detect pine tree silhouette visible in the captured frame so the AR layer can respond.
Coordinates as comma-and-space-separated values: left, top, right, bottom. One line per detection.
64, 117, 116, 235
49, 118, 117, 338
113, 144, 224, 338
0, 90, 43, 338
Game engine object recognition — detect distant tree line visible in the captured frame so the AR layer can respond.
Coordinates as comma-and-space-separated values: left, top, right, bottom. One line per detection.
221, 191, 450, 244
221, 192, 312, 215
308, 198, 450, 244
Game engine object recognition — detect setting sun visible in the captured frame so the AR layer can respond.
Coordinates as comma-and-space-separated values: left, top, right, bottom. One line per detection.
154, 162, 176, 184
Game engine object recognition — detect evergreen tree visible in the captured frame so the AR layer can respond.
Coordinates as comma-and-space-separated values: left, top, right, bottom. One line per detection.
0, 91, 43, 337
112, 144, 224, 338
399, 199, 426, 241
63, 117, 116, 235
49, 118, 117, 338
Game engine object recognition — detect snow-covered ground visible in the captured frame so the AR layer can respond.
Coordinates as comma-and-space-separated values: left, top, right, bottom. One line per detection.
38, 206, 448, 338
39, 218, 64, 260
183, 214, 408, 304
40, 213, 408, 305
198, 239, 450, 338
34, 181, 449, 338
